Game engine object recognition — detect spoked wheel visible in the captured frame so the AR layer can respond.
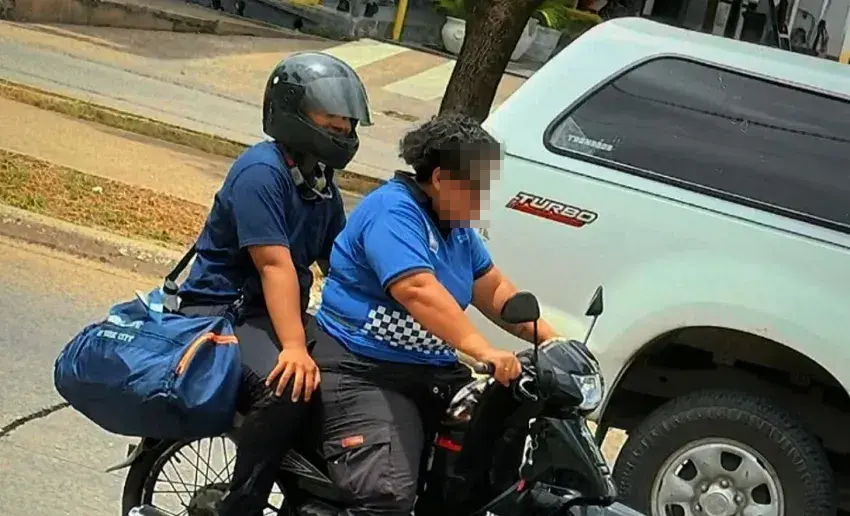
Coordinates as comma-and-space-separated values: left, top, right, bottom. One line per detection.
122, 436, 288, 516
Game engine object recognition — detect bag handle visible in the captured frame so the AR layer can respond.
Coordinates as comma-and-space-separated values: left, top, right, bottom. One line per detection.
137, 288, 165, 325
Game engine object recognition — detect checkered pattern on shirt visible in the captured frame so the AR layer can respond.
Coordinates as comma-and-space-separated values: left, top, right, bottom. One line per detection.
363, 305, 455, 356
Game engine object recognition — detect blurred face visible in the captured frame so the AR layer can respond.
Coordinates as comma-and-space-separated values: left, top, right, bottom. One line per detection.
305, 110, 353, 136
433, 174, 483, 225
427, 158, 499, 226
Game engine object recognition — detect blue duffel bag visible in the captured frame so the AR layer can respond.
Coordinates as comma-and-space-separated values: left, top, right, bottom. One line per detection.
54, 276, 242, 439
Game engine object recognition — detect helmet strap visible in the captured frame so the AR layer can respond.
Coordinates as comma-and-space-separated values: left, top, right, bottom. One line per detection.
278, 144, 333, 202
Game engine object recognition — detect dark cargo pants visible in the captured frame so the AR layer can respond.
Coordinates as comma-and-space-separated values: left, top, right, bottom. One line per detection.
181, 304, 317, 516
311, 329, 472, 516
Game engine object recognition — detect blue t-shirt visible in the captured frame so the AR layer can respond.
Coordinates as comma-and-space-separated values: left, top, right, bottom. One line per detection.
180, 141, 345, 312
316, 172, 493, 366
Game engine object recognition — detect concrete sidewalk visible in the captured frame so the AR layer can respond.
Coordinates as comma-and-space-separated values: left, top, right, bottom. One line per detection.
0, 98, 362, 209
0, 21, 527, 181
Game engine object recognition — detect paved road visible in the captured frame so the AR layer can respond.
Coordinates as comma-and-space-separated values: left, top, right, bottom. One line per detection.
0, 236, 158, 516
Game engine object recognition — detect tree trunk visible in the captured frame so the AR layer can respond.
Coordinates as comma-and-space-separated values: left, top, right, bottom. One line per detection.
438, 0, 545, 122
701, 0, 720, 32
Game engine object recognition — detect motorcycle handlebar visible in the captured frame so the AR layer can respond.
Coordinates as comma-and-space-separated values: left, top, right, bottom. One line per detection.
467, 354, 539, 401
470, 354, 534, 376
471, 361, 495, 375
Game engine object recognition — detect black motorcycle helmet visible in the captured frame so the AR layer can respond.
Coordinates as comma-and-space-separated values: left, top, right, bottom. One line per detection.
262, 52, 373, 170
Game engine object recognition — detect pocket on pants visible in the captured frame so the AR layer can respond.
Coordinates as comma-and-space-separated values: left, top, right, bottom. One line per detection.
323, 423, 394, 503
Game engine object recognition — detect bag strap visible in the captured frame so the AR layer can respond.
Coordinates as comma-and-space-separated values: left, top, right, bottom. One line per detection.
168, 244, 197, 282
161, 243, 244, 321
163, 244, 196, 296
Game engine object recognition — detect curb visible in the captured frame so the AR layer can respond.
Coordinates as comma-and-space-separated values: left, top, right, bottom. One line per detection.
0, 79, 385, 197
186, 2, 328, 40
3, 0, 323, 40
0, 204, 328, 309
0, 204, 184, 278
0, 78, 246, 156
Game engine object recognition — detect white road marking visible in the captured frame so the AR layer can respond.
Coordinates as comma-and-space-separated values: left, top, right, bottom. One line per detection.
321, 39, 409, 69
381, 60, 455, 101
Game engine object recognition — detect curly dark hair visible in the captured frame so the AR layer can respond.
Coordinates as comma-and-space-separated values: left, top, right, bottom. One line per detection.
399, 113, 501, 183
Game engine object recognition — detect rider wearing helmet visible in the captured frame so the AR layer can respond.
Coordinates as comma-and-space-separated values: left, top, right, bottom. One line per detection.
177, 52, 372, 516
310, 114, 561, 515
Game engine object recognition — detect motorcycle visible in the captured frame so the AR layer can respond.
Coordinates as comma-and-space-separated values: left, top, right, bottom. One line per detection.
119, 286, 645, 516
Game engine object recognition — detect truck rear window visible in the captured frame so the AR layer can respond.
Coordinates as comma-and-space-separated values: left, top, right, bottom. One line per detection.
546, 57, 850, 233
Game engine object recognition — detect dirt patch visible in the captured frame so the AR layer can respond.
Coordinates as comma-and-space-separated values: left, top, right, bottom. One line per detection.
0, 149, 206, 246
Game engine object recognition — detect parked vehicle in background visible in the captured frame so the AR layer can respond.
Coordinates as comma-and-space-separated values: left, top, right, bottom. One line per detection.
476, 16, 850, 516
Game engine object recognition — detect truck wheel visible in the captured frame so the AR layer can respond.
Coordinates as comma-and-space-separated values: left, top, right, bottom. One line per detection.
613, 389, 835, 516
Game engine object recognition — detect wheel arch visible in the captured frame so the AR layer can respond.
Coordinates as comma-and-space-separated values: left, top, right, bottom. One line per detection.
597, 325, 850, 453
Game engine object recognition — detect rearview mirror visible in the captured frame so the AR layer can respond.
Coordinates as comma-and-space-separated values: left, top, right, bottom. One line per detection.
585, 286, 604, 317
500, 292, 540, 325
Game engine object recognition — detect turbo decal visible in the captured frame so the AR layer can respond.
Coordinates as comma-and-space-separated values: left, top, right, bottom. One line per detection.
506, 192, 598, 228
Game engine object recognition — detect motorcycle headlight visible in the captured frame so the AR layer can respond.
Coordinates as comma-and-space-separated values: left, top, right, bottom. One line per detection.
572, 373, 603, 411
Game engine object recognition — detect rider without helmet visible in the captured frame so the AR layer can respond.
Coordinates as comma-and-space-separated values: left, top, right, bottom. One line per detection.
262, 51, 373, 197
173, 53, 373, 516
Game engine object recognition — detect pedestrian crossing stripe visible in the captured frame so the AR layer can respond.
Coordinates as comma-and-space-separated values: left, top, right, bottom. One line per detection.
318, 40, 524, 109
382, 60, 456, 102
321, 39, 461, 103
321, 39, 409, 69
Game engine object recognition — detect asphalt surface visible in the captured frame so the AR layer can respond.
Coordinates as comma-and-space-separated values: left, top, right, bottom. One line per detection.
0, 236, 156, 516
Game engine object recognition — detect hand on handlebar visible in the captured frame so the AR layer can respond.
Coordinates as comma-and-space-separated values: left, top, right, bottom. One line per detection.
477, 348, 522, 386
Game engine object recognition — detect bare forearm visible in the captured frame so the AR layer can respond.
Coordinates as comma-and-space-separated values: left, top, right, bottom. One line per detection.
260, 266, 307, 350
514, 319, 559, 344
476, 273, 559, 344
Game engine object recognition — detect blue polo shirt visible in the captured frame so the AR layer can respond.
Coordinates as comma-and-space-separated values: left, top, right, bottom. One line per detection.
315, 172, 493, 366
179, 141, 345, 312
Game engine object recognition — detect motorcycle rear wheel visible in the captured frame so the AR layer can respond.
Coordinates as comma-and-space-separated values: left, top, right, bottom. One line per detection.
121, 436, 290, 516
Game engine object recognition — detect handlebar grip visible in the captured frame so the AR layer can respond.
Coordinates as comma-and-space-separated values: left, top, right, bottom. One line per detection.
471, 361, 495, 375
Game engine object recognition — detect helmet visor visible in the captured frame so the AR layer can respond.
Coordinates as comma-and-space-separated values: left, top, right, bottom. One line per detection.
299, 75, 374, 127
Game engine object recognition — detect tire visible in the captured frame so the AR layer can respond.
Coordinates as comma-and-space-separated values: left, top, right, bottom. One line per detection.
613, 389, 836, 516
121, 440, 177, 515
120, 437, 291, 515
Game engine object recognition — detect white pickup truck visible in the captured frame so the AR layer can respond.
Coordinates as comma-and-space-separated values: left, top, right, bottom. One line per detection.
475, 16, 850, 516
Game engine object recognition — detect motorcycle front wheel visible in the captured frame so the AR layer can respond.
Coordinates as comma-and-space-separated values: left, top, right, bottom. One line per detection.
121, 436, 289, 516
